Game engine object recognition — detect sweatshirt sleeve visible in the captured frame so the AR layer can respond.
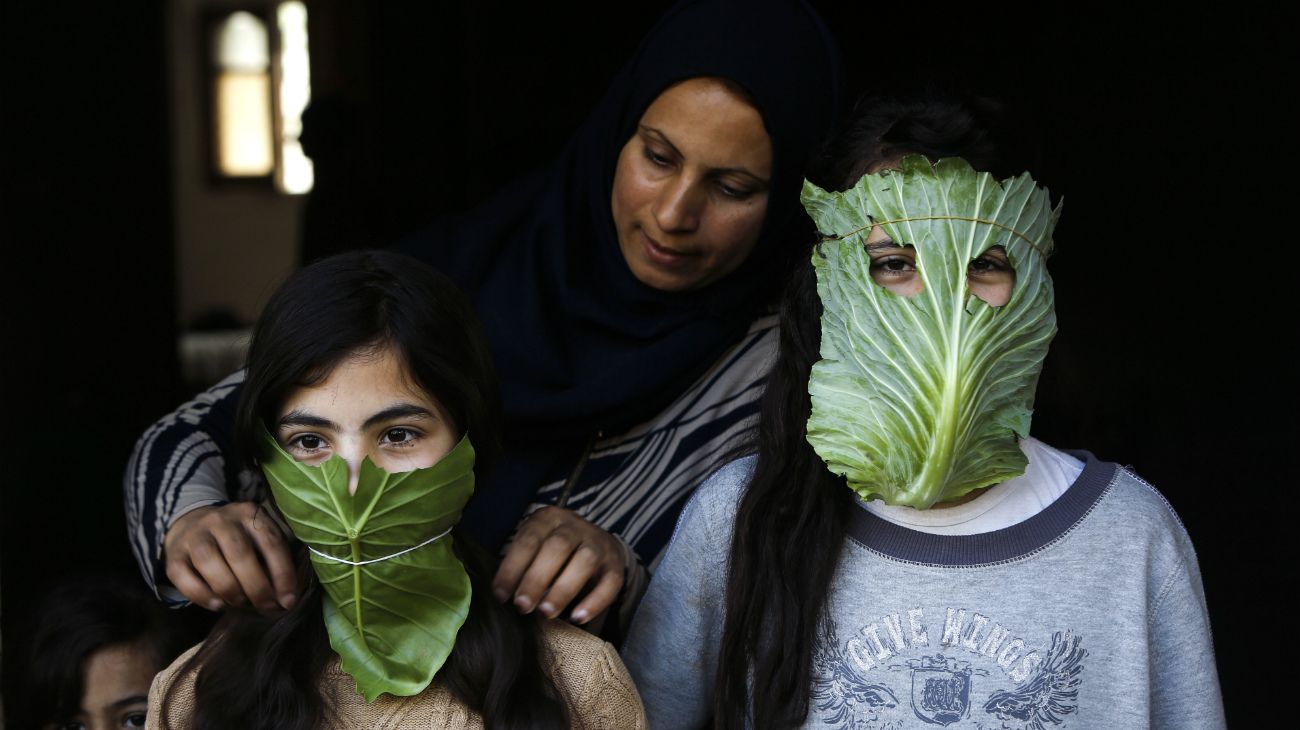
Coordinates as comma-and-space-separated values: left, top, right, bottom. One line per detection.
621, 458, 749, 729
123, 371, 246, 603
1149, 531, 1227, 729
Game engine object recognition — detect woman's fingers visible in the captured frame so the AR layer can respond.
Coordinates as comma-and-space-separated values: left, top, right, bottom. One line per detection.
542, 545, 608, 621
492, 507, 624, 621
164, 550, 222, 611
162, 502, 298, 614
515, 528, 586, 614
211, 523, 281, 613
492, 517, 551, 604
247, 508, 298, 610
569, 565, 624, 625
186, 534, 247, 609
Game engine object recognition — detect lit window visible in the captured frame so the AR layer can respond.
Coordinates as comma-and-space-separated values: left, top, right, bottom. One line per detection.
213, 11, 274, 177
207, 3, 313, 193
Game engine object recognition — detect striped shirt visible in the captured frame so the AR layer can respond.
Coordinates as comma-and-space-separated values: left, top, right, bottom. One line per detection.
123, 314, 778, 606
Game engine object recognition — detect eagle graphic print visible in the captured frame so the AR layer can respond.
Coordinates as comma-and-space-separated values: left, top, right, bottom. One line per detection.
813, 607, 1086, 729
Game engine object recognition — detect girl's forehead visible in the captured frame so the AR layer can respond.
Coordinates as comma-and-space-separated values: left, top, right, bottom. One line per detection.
281, 346, 434, 416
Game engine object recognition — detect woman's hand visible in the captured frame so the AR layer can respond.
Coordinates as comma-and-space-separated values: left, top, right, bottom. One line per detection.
163, 502, 298, 614
492, 506, 625, 625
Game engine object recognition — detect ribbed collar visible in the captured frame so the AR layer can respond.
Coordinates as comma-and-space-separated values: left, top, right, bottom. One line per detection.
845, 452, 1116, 567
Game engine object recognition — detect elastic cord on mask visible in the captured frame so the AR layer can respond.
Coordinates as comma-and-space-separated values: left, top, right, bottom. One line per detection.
823, 215, 1049, 260
306, 525, 454, 566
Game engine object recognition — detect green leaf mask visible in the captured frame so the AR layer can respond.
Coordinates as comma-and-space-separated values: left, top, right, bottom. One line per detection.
259, 429, 475, 701
801, 156, 1061, 508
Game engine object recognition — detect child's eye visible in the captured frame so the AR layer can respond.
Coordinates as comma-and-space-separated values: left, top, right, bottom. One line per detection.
382, 428, 420, 446
123, 711, 147, 728
870, 256, 916, 276
289, 434, 327, 452
969, 246, 1011, 275
968, 256, 1008, 274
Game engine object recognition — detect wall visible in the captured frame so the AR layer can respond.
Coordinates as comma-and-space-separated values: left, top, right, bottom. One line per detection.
167, 0, 301, 326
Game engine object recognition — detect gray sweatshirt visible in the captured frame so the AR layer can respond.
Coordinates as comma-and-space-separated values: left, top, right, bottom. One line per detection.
622, 453, 1225, 729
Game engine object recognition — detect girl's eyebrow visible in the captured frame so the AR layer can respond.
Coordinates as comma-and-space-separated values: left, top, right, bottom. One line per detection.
278, 404, 435, 431
362, 404, 435, 430
865, 239, 907, 253
110, 694, 149, 708
279, 410, 335, 430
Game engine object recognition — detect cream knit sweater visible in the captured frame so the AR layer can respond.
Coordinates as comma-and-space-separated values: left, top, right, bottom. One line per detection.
148, 620, 645, 729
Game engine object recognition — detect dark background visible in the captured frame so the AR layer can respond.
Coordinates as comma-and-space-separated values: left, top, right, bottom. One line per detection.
3, 1, 1294, 725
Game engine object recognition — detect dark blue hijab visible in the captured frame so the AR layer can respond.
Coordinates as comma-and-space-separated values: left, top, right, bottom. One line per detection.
400, 0, 842, 549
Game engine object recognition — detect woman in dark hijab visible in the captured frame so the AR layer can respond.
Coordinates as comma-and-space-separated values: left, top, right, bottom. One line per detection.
125, 0, 842, 633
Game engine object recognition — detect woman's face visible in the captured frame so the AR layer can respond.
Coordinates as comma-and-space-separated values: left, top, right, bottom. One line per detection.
43, 642, 158, 730
274, 345, 458, 494
610, 76, 773, 292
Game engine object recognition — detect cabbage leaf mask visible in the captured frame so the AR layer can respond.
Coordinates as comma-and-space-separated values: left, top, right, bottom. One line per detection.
801, 156, 1061, 508
260, 428, 475, 701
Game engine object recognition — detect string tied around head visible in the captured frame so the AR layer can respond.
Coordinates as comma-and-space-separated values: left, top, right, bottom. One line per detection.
306, 526, 453, 566
820, 215, 1049, 260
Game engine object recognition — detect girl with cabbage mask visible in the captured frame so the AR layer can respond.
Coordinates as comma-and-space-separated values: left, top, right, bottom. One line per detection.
149, 251, 645, 730
623, 92, 1224, 730
801, 151, 1056, 509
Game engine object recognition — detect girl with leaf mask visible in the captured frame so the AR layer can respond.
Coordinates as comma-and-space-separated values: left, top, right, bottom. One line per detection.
149, 251, 645, 730
623, 91, 1224, 729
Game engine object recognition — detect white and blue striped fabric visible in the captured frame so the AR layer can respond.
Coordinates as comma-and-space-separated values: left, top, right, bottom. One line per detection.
123, 315, 779, 605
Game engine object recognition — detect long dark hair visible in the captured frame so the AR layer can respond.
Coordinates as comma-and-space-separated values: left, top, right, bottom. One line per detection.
164, 250, 567, 729
715, 89, 1007, 728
